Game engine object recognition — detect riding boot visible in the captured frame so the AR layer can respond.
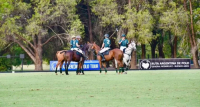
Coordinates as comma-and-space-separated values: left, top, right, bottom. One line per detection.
83, 55, 88, 60
100, 53, 106, 62
81, 52, 88, 60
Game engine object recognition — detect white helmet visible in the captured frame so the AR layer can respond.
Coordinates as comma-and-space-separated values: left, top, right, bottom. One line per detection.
72, 35, 76, 38
76, 35, 81, 39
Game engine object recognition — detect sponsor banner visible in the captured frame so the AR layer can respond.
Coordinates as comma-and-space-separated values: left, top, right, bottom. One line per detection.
139, 58, 190, 70
50, 60, 100, 71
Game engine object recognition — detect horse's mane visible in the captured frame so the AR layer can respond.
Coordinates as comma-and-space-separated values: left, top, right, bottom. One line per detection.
93, 43, 101, 50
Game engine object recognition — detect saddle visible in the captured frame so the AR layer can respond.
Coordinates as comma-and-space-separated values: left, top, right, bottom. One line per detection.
102, 50, 110, 55
73, 51, 83, 57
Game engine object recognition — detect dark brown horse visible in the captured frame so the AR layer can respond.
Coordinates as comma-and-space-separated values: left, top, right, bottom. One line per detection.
87, 42, 124, 74
55, 44, 89, 75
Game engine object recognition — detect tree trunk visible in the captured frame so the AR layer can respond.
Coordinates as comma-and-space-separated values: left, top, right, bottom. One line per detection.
183, 0, 199, 68
87, 2, 94, 60
35, 57, 43, 71
34, 35, 43, 70
128, 0, 131, 8
158, 44, 165, 58
173, 36, 177, 58
150, 39, 157, 58
130, 51, 137, 69
158, 34, 165, 58
128, 0, 137, 69
169, 32, 174, 58
189, 0, 199, 68
141, 44, 146, 59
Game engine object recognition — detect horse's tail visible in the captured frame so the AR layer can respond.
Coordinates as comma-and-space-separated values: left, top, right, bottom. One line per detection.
55, 51, 60, 60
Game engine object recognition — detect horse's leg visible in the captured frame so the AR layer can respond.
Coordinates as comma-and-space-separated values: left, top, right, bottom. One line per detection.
116, 60, 123, 74
64, 61, 67, 75
102, 62, 107, 74
119, 60, 124, 74
99, 62, 102, 74
60, 60, 64, 75
114, 59, 118, 73
66, 61, 70, 75
124, 55, 129, 71
81, 61, 84, 75
55, 61, 61, 75
76, 62, 79, 75
79, 62, 82, 75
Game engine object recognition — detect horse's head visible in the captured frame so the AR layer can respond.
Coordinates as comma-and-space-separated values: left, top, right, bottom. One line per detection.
87, 42, 95, 52
129, 41, 137, 51
81, 43, 89, 52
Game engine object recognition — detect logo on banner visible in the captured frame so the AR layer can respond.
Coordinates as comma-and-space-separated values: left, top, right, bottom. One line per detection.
140, 60, 151, 69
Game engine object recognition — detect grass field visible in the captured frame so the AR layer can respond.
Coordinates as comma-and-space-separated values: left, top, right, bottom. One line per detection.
0, 70, 200, 107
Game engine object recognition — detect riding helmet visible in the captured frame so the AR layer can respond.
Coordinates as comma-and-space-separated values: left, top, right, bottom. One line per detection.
104, 34, 109, 38
76, 35, 81, 39
122, 34, 126, 37
72, 35, 76, 38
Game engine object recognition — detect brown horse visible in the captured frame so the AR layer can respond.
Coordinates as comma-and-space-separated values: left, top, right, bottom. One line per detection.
55, 50, 66, 75
55, 44, 89, 75
87, 42, 124, 74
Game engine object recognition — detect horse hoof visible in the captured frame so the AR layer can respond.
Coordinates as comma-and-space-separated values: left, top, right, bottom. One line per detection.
55, 73, 58, 75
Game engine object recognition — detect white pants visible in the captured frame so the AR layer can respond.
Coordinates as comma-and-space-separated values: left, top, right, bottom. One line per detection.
99, 47, 110, 53
120, 46, 126, 51
71, 48, 85, 55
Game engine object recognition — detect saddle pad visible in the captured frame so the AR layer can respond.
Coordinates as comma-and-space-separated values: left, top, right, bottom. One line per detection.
76, 51, 83, 57
103, 50, 110, 55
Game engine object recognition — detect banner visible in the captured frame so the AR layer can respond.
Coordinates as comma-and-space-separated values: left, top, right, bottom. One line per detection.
139, 58, 190, 70
50, 60, 100, 71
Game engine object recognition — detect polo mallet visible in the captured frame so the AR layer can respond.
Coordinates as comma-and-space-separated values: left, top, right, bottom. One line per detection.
109, 28, 118, 38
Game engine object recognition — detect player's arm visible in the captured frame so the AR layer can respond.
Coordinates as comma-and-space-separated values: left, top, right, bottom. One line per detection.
70, 40, 73, 48
76, 41, 80, 48
101, 43, 104, 49
118, 39, 122, 45
126, 40, 129, 47
109, 40, 111, 47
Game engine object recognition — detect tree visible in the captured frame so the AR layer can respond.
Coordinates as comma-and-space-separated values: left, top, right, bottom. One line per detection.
0, 0, 84, 70
183, 0, 199, 68
159, 1, 188, 58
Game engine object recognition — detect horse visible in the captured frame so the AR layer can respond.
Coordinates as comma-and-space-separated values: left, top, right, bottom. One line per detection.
87, 42, 124, 74
55, 43, 89, 75
115, 41, 136, 72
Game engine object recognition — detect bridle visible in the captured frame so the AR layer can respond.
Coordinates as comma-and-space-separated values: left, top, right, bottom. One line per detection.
89, 44, 97, 57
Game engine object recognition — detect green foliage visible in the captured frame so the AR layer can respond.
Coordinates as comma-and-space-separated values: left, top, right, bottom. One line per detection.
91, 0, 123, 26
0, 0, 84, 67
68, 19, 85, 37
159, 1, 188, 36
124, 8, 154, 43
0, 58, 11, 71
194, 8, 200, 36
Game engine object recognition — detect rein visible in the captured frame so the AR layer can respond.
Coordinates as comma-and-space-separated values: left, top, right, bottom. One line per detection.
91, 49, 97, 57
123, 43, 135, 56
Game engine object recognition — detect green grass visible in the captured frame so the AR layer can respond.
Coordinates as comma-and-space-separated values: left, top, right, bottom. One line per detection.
0, 70, 200, 107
